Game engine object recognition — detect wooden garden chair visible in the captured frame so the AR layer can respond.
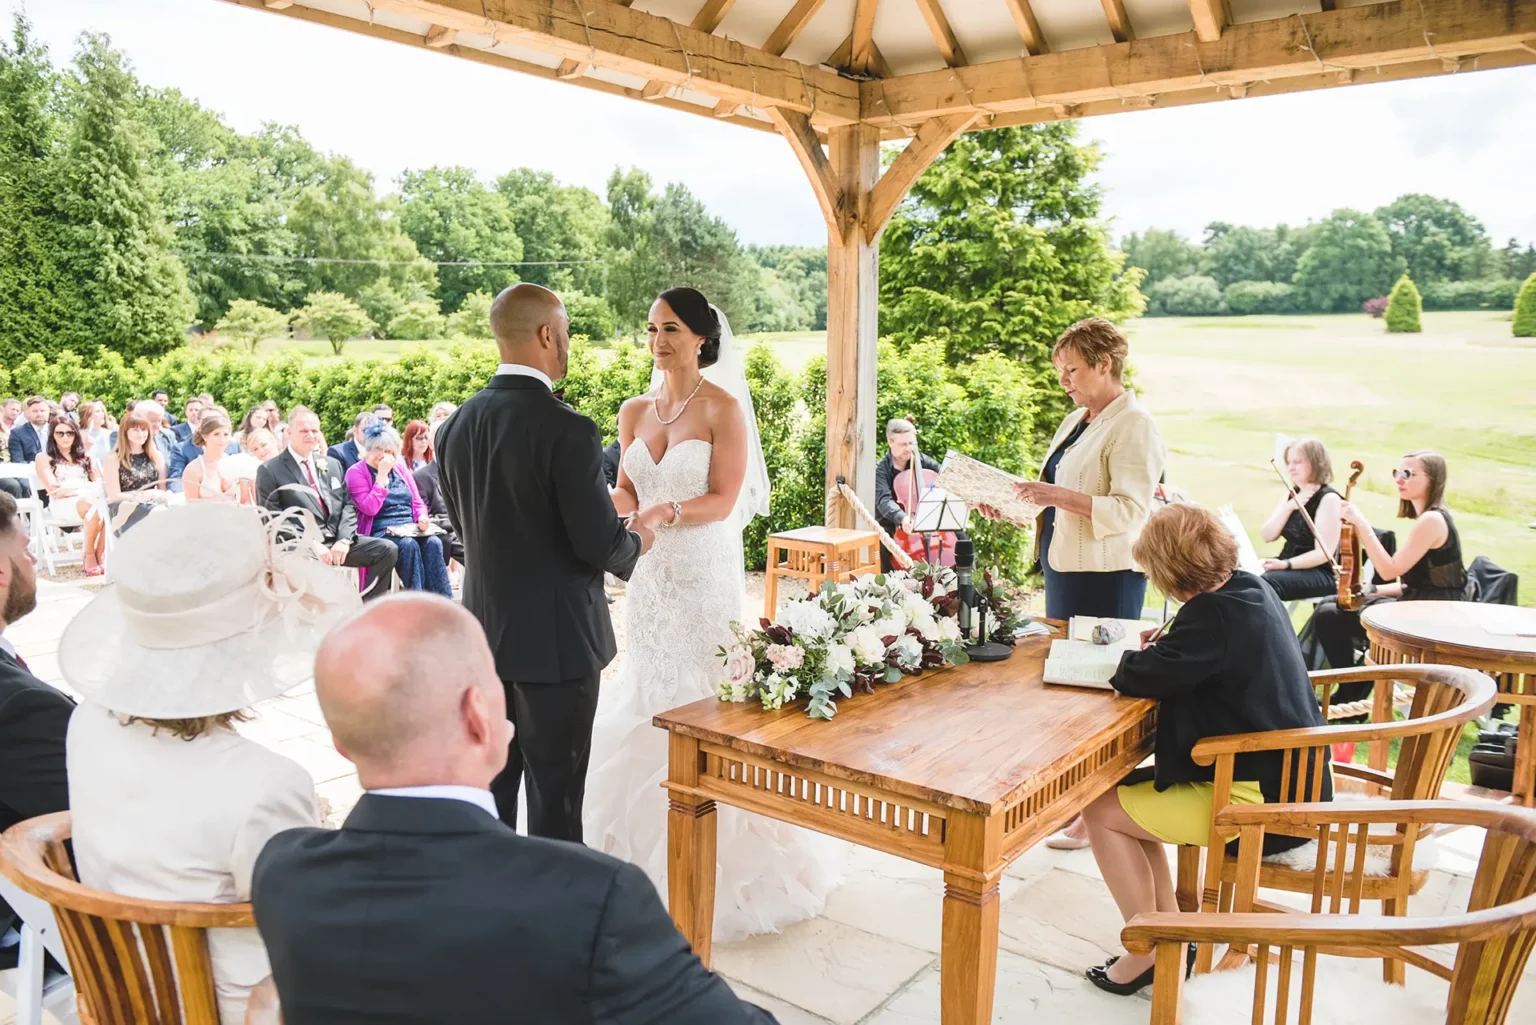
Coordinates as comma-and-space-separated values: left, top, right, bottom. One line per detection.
1175, 665, 1496, 980
0, 811, 256, 1025
1126, 800, 1536, 1025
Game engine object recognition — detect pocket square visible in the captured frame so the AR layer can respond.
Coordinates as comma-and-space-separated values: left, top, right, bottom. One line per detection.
330, 478, 341, 488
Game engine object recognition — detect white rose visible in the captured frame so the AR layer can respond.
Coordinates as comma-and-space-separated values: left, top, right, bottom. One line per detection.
870, 612, 907, 639
903, 590, 931, 620
780, 600, 836, 642
937, 617, 961, 642
911, 613, 939, 642
825, 641, 855, 678
848, 626, 888, 666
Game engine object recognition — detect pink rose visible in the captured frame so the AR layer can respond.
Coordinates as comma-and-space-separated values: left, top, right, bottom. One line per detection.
726, 647, 757, 684
766, 644, 806, 672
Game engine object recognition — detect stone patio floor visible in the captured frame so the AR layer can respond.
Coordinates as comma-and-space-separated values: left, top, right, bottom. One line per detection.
2, 575, 1532, 1025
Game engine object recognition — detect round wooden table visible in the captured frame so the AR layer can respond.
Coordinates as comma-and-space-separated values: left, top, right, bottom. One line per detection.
1363, 601, 1536, 805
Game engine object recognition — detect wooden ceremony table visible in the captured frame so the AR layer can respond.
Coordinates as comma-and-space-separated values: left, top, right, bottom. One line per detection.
1363, 600, 1536, 805
654, 637, 1157, 1025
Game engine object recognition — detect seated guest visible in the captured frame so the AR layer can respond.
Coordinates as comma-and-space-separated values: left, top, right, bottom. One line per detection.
151, 390, 175, 427
59, 503, 359, 1025
345, 423, 451, 598
401, 419, 432, 471
412, 422, 464, 563
252, 594, 778, 1025
1259, 437, 1342, 601
8, 396, 51, 466
242, 428, 281, 463
58, 392, 80, 423
36, 414, 107, 575
0, 493, 73, 969
234, 405, 272, 449
182, 412, 243, 503
168, 409, 241, 493
256, 407, 397, 602
326, 410, 376, 472
107, 400, 176, 456
261, 401, 286, 444
429, 400, 457, 425
1080, 503, 1329, 996
104, 410, 168, 536
370, 403, 394, 428
81, 400, 113, 463
1310, 450, 1468, 700
874, 418, 940, 573
173, 397, 203, 444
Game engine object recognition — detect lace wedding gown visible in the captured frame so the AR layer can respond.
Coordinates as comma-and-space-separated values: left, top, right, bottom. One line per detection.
584, 438, 845, 941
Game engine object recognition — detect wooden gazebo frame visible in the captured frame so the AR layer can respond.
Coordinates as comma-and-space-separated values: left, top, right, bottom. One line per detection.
218, 0, 1535, 520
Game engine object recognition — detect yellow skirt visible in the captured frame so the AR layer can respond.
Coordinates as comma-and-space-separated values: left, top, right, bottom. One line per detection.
1118, 779, 1265, 846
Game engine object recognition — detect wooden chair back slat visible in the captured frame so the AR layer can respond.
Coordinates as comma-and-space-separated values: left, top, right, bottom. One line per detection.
0, 812, 254, 1025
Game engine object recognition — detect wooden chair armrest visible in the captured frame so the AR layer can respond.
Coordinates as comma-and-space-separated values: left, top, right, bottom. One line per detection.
1121, 906, 1528, 956
1309, 667, 1418, 687
1329, 762, 1396, 789
1213, 800, 1536, 834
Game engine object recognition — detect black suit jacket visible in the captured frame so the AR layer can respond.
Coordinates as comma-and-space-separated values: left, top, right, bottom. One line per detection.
255, 450, 359, 545
253, 795, 777, 1025
436, 376, 641, 683
0, 649, 73, 934
326, 439, 361, 472
874, 452, 942, 529
7, 423, 44, 465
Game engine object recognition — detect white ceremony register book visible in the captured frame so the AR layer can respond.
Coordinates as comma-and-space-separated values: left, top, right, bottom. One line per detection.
1042, 617, 1149, 689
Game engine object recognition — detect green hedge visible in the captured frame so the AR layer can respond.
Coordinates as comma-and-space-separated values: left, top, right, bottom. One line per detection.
1419, 278, 1519, 312
1223, 280, 1296, 315
3, 338, 1039, 572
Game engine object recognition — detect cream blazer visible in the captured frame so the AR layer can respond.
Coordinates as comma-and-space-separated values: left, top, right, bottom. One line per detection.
67, 703, 319, 1025
1036, 390, 1166, 574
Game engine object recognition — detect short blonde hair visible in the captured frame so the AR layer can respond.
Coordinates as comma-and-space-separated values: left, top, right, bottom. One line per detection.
1284, 438, 1333, 486
1133, 503, 1238, 599
1053, 318, 1129, 381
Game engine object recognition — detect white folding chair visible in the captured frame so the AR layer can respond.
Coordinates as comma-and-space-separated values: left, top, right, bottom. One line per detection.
0, 873, 74, 1025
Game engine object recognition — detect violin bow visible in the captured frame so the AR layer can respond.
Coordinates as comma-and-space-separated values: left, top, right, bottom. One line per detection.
1269, 458, 1342, 571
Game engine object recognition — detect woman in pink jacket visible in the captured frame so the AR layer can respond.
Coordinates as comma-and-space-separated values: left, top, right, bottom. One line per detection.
344, 422, 453, 597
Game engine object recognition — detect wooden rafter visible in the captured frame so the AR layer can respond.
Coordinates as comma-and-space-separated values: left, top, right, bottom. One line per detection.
862, 0, 1536, 125
851, 0, 879, 75
913, 0, 967, 67
690, 0, 738, 34
765, 107, 847, 240
221, 0, 860, 125
864, 112, 977, 244
763, 0, 830, 58
1100, 0, 1135, 43
1000, 0, 1048, 56
1188, 0, 1228, 43
828, 31, 893, 79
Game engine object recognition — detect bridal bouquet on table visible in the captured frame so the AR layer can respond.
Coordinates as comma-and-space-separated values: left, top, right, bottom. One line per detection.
719, 566, 972, 720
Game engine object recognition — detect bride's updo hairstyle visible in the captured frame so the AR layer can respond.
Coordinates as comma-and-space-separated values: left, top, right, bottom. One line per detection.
657, 287, 722, 368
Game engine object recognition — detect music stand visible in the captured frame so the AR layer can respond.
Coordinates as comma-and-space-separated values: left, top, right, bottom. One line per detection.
910, 487, 967, 565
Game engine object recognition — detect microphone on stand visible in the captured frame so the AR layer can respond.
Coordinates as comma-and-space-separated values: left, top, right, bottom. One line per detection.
954, 538, 975, 641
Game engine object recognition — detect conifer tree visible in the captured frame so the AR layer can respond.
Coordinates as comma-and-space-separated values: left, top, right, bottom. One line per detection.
1384, 274, 1422, 333
1513, 273, 1536, 338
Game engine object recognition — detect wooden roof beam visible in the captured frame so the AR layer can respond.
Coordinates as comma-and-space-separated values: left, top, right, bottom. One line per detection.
914, 0, 967, 67
1001, 0, 1048, 56
766, 107, 848, 239
1188, 0, 1229, 43
851, 0, 879, 74
865, 111, 977, 243
250, 0, 860, 125
861, 0, 1536, 124
690, 0, 738, 34
1100, 0, 1135, 43
828, 31, 894, 78
763, 0, 830, 58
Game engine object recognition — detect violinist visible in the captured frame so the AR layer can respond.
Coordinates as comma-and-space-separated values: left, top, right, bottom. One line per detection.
1258, 438, 1342, 601
1310, 451, 1469, 699
874, 419, 941, 572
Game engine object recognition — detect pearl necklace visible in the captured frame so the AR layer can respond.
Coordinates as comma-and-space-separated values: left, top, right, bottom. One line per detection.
653, 377, 705, 425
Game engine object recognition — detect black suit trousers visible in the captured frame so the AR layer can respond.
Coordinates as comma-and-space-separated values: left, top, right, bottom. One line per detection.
341, 536, 399, 601
492, 673, 600, 842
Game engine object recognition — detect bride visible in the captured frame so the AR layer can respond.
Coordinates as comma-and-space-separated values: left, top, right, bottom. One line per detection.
584, 286, 844, 941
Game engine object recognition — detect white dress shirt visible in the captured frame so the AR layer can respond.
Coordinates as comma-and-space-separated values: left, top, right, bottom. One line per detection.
0, 634, 16, 661
369, 784, 499, 819
495, 363, 553, 390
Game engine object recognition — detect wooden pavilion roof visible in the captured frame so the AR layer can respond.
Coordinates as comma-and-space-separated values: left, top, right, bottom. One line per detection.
224, 0, 1535, 140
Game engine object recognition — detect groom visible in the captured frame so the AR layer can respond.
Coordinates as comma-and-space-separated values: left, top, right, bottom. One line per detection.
436, 283, 653, 840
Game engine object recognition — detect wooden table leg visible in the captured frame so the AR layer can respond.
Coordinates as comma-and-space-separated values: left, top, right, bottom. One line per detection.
941, 813, 1001, 1025
1515, 700, 1535, 808
764, 543, 781, 618
666, 735, 718, 964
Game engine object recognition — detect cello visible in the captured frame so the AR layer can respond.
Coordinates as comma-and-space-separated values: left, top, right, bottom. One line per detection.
891, 429, 958, 567
1336, 460, 1367, 611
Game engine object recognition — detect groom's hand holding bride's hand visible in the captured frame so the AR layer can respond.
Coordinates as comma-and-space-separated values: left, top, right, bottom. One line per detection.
628, 515, 656, 554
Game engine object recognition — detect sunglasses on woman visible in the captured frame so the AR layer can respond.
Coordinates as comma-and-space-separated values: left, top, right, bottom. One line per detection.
1392, 468, 1416, 481
54, 428, 76, 438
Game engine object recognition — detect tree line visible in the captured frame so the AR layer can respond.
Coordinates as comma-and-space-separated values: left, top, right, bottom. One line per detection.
1122, 197, 1535, 317
0, 17, 829, 363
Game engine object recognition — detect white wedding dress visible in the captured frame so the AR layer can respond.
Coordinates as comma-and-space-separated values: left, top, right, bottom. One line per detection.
584, 438, 845, 941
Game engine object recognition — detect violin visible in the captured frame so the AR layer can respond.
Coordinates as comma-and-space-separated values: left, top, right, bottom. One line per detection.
1336, 461, 1366, 611
891, 429, 957, 567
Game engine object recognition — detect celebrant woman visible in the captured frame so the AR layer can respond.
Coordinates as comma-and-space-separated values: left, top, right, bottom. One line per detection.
981, 317, 1165, 848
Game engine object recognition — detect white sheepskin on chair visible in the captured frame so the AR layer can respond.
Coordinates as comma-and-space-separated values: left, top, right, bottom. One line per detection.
1261, 795, 1439, 876
1181, 959, 1445, 1025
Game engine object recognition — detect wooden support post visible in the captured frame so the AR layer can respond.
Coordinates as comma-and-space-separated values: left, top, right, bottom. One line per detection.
824, 124, 880, 528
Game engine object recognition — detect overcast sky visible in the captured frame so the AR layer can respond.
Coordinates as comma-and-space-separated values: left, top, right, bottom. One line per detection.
21, 0, 1536, 249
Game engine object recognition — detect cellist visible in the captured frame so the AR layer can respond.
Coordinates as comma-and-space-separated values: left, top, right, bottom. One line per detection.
874, 418, 941, 572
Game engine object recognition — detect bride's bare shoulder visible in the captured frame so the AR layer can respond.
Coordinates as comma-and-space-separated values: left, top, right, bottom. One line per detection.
696, 381, 740, 418
618, 394, 651, 423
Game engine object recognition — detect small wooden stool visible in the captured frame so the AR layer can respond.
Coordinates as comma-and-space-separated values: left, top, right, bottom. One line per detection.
764, 526, 881, 617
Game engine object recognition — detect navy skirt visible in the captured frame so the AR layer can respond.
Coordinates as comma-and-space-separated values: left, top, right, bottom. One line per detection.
1039, 510, 1148, 621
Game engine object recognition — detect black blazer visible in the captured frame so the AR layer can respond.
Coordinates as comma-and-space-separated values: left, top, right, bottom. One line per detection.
1113, 571, 1331, 803
436, 375, 641, 683
874, 452, 942, 529
255, 450, 359, 545
253, 795, 777, 1025
7, 423, 44, 465
326, 438, 361, 472
0, 650, 73, 934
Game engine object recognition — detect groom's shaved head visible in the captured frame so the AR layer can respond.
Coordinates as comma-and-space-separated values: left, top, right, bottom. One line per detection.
491, 283, 566, 345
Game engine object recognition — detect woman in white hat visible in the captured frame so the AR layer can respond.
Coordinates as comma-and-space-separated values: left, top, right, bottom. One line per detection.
60, 502, 360, 1025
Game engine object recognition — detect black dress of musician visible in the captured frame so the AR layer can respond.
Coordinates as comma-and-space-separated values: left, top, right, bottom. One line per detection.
1259, 438, 1342, 602
1309, 450, 1468, 700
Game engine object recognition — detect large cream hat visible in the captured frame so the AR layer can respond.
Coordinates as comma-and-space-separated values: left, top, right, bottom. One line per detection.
59, 503, 361, 718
